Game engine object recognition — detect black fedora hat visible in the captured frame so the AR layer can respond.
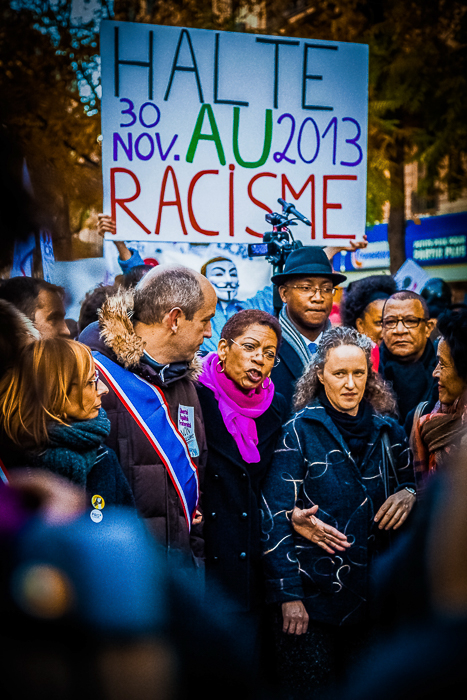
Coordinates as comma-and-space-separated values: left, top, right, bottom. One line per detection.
271, 246, 347, 286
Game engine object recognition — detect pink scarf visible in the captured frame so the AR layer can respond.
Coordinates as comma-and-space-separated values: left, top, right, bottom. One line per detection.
199, 352, 275, 463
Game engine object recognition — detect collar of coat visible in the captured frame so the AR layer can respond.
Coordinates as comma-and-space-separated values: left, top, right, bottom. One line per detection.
97, 288, 203, 380
288, 398, 395, 452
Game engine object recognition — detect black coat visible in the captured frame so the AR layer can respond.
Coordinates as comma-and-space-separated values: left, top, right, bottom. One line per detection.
379, 340, 438, 424
196, 383, 287, 613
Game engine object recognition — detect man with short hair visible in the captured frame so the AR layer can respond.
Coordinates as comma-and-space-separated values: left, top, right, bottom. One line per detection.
0, 277, 70, 339
379, 290, 437, 424
79, 265, 217, 563
270, 247, 347, 410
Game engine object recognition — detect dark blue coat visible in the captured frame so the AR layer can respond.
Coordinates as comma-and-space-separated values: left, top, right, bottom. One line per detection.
261, 399, 415, 625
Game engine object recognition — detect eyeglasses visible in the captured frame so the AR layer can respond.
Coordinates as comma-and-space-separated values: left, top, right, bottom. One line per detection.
230, 339, 280, 367
287, 284, 335, 297
382, 316, 427, 329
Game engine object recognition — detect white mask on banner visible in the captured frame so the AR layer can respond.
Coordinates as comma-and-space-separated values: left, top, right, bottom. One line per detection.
205, 259, 239, 302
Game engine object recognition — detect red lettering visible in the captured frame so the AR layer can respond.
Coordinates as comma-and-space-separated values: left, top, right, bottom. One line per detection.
323, 175, 357, 239
281, 174, 316, 239
246, 172, 276, 238
229, 164, 235, 237
187, 170, 219, 236
155, 166, 188, 236
110, 168, 151, 235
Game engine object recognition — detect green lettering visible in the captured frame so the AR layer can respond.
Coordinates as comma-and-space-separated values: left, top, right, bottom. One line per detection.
233, 107, 273, 169
186, 104, 226, 165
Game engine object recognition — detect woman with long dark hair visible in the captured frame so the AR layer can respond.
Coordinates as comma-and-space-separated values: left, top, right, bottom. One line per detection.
412, 306, 467, 496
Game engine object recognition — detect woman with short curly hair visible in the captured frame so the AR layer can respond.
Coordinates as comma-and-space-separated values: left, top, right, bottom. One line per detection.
262, 326, 416, 697
196, 308, 286, 669
340, 275, 397, 345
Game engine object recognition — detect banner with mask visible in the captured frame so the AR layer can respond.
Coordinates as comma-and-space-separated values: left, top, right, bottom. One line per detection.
104, 240, 272, 302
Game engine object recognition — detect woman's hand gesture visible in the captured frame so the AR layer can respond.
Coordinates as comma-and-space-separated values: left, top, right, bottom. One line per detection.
291, 505, 351, 554
374, 489, 416, 530
282, 600, 309, 635
192, 508, 203, 525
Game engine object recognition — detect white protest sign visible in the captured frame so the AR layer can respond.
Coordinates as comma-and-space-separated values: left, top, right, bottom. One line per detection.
394, 259, 430, 293
100, 20, 368, 244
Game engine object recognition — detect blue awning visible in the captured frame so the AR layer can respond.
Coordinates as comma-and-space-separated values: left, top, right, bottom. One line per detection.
335, 211, 467, 271
405, 212, 467, 265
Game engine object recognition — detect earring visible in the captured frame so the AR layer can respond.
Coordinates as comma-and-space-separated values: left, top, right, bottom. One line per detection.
262, 376, 271, 389
216, 359, 225, 374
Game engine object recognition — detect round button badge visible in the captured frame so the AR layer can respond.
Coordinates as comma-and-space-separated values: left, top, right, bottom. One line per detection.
90, 509, 103, 523
91, 495, 105, 510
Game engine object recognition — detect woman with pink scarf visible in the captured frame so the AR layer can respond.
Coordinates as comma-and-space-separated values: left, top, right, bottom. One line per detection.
196, 309, 287, 661
412, 307, 467, 497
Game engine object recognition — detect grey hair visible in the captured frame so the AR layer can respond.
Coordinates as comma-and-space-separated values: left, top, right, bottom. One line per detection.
133, 266, 205, 325
293, 326, 397, 415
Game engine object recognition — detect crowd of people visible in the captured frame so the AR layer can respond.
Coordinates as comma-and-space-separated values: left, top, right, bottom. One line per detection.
1, 234, 467, 700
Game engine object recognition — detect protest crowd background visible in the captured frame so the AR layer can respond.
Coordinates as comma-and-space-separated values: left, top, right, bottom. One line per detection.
1, 2, 467, 700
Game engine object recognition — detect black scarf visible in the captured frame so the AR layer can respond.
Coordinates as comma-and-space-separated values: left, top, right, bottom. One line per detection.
141, 351, 189, 383
319, 387, 374, 463
379, 340, 437, 423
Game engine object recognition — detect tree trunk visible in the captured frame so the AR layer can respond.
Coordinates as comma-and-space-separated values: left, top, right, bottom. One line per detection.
53, 190, 73, 261
387, 138, 406, 274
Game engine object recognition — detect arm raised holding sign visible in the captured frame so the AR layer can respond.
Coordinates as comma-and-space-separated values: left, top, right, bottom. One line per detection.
97, 214, 145, 271
97, 212, 367, 272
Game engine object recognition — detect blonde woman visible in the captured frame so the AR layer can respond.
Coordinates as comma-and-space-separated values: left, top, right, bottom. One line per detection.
0, 338, 134, 508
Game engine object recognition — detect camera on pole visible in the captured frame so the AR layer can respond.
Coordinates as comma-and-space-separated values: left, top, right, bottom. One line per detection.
248, 198, 310, 314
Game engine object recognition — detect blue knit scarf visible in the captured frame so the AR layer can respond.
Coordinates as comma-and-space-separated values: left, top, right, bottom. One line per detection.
33, 409, 111, 486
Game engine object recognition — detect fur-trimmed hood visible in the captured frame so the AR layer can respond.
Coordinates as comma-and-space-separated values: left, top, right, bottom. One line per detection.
98, 288, 144, 369
0, 299, 40, 378
81, 288, 203, 380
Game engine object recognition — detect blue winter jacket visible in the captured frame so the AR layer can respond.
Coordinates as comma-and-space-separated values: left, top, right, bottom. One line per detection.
261, 399, 415, 626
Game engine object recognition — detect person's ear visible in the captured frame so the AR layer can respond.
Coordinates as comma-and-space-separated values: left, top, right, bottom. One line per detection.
427, 317, 437, 337
317, 368, 324, 385
278, 285, 288, 304
217, 338, 228, 362
166, 307, 183, 333
355, 317, 365, 334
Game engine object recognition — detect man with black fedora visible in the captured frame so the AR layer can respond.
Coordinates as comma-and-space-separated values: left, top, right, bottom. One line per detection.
270, 246, 347, 410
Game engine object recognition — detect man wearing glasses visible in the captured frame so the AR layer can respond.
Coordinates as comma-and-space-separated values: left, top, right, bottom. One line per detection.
270, 247, 347, 410
379, 290, 437, 425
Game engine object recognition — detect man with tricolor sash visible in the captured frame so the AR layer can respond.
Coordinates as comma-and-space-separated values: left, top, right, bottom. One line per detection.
79, 265, 217, 564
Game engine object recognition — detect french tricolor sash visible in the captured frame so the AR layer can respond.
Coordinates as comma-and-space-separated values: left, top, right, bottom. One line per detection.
93, 352, 199, 530
0, 457, 9, 485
